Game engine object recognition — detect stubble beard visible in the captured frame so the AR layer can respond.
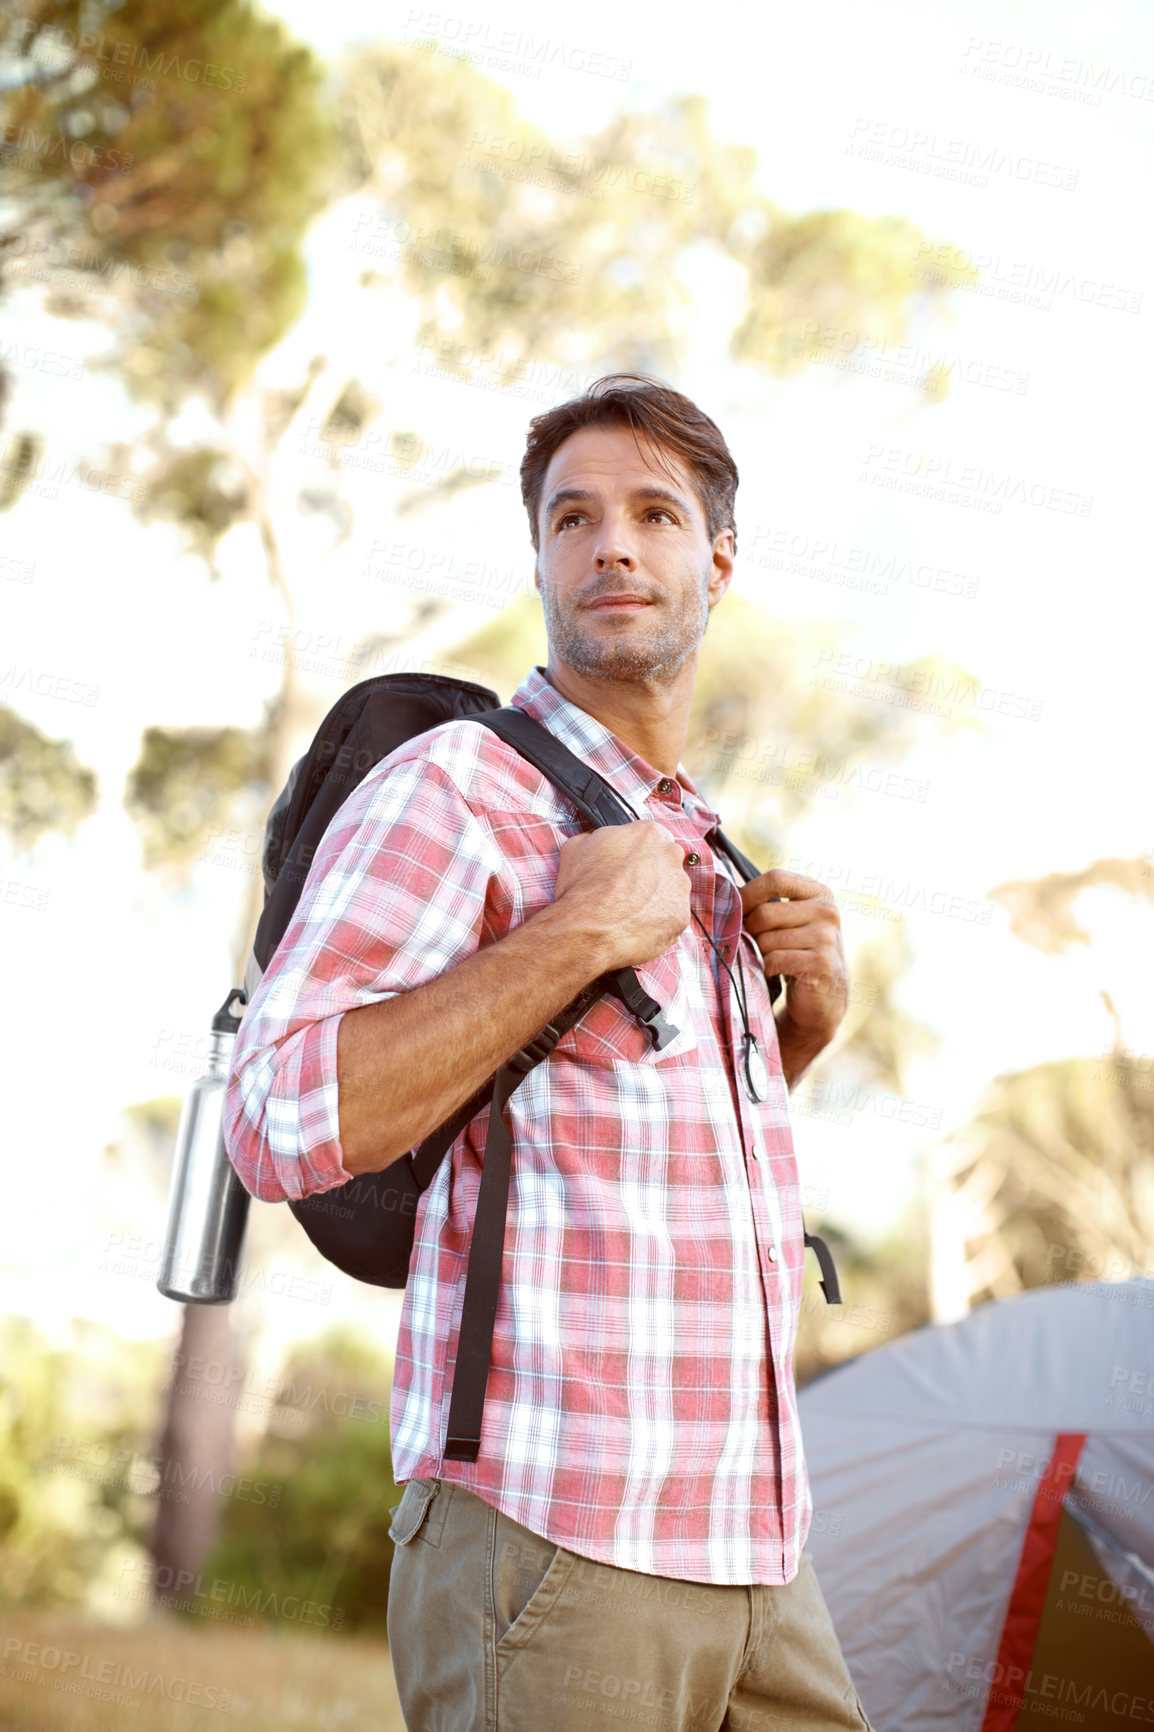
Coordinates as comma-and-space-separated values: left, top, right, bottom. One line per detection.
540, 573, 710, 683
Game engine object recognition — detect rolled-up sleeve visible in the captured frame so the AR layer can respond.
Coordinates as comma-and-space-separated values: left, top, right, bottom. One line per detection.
223, 748, 501, 1203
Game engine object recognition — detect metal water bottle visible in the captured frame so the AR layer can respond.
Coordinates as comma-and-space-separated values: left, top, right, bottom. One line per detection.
157, 987, 251, 1304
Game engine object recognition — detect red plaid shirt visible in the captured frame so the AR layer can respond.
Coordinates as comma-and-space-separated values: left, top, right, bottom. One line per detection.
225, 667, 811, 1583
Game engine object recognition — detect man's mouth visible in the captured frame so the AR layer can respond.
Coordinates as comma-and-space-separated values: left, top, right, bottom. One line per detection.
585, 594, 654, 611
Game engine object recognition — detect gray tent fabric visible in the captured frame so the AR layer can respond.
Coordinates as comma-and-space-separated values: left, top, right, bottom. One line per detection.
799, 1280, 1154, 1730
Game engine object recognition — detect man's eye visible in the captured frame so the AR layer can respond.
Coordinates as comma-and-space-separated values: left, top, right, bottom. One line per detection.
556, 513, 584, 529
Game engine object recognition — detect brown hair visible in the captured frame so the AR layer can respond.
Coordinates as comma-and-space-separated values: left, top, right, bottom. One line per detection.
520, 373, 739, 554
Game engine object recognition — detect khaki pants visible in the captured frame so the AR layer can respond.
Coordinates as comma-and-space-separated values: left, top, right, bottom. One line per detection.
387, 1478, 873, 1732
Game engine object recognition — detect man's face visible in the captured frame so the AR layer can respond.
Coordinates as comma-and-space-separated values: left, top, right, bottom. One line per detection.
534, 422, 734, 684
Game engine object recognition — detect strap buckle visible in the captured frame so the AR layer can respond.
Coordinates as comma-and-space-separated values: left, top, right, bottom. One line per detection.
509, 1021, 562, 1074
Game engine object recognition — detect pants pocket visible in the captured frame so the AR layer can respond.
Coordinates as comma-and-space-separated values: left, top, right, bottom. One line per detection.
491, 1508, 574, 1655
388, 1477, 441, 1547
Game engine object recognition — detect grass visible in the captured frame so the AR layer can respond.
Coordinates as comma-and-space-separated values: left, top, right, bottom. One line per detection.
0, 1610, 406, 1731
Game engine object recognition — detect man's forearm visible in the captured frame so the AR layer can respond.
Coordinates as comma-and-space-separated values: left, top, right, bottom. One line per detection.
775, 1010, 832, 1091
336, 902, 612, 1175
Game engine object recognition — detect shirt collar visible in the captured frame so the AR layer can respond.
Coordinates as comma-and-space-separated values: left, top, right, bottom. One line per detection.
510, 666, 721, 829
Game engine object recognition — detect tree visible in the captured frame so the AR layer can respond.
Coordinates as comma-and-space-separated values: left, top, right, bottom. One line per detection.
335, 47, 975, 391
3, 11, 981, 1605
204, 1329, 400, 1634
0, 706, 98, 848
2, 0, 339, 1604
930, 857, 1154, 1317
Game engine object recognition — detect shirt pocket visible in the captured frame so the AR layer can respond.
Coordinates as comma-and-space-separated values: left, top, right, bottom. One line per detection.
553, 932, 699, 1067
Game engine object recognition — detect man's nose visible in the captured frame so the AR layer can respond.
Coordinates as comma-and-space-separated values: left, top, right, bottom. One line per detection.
594, 517, 635, 569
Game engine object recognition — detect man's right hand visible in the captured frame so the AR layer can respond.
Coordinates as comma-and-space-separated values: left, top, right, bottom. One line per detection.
551, 823, 692, 972
337, 821, 691, 1175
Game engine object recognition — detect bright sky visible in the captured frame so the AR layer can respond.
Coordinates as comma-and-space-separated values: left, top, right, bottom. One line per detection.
2, 0, 1152, 1359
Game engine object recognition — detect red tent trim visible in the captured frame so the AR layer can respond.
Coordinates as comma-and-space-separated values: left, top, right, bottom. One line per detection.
978, 1430, 1088, 1732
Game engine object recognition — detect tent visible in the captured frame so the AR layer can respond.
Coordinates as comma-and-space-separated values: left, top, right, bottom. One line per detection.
799, 1280, 1154, 1730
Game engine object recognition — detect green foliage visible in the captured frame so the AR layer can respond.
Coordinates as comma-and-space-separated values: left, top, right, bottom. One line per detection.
815, 920, 939, 1099
336, 46, 971, 390
205, 1330, 400, 1634
942, 1049, 1154, 1305
0, 705, 99, 848
794, 1218, 931, 1386
1, 0, 336, 403
446, 590, 546, 699
0, 433, 43, 513
449, 590, 973, 862
135, 444, 251, 569
318, 379, 381, 449
732, 207, 977, 382
0, 1317, 168, 1609
124, 719, 269, 871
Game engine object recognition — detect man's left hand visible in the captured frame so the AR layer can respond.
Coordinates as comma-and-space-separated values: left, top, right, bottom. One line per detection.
739, 868, 848, 1089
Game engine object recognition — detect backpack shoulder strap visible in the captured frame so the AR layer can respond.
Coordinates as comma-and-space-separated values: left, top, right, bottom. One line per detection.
473, 705, 636, 828
432, 705, 839, 1463
707, 827, 784, 1010
471, 707, 678, 1052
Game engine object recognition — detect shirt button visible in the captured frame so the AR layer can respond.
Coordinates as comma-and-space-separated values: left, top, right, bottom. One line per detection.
766, 1246, 778, 1263
720, 942, 732, 957
657, 777, 675, 795
686, 851, 700, 866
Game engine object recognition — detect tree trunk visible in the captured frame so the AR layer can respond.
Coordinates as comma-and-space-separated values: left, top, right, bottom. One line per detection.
149, 1300, 242, 1598
150, 456, 301, 1603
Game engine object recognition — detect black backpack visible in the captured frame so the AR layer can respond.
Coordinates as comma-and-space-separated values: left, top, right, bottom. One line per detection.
247, 671, 840, 1462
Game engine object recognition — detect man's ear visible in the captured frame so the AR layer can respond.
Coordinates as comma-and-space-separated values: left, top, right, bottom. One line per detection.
707, 529, 735, 609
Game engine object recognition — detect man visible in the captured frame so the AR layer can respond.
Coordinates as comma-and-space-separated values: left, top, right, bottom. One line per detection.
226, 374, 867, 1730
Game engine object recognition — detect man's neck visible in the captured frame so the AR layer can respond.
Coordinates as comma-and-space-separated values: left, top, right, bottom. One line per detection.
543, 655, 695, 777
